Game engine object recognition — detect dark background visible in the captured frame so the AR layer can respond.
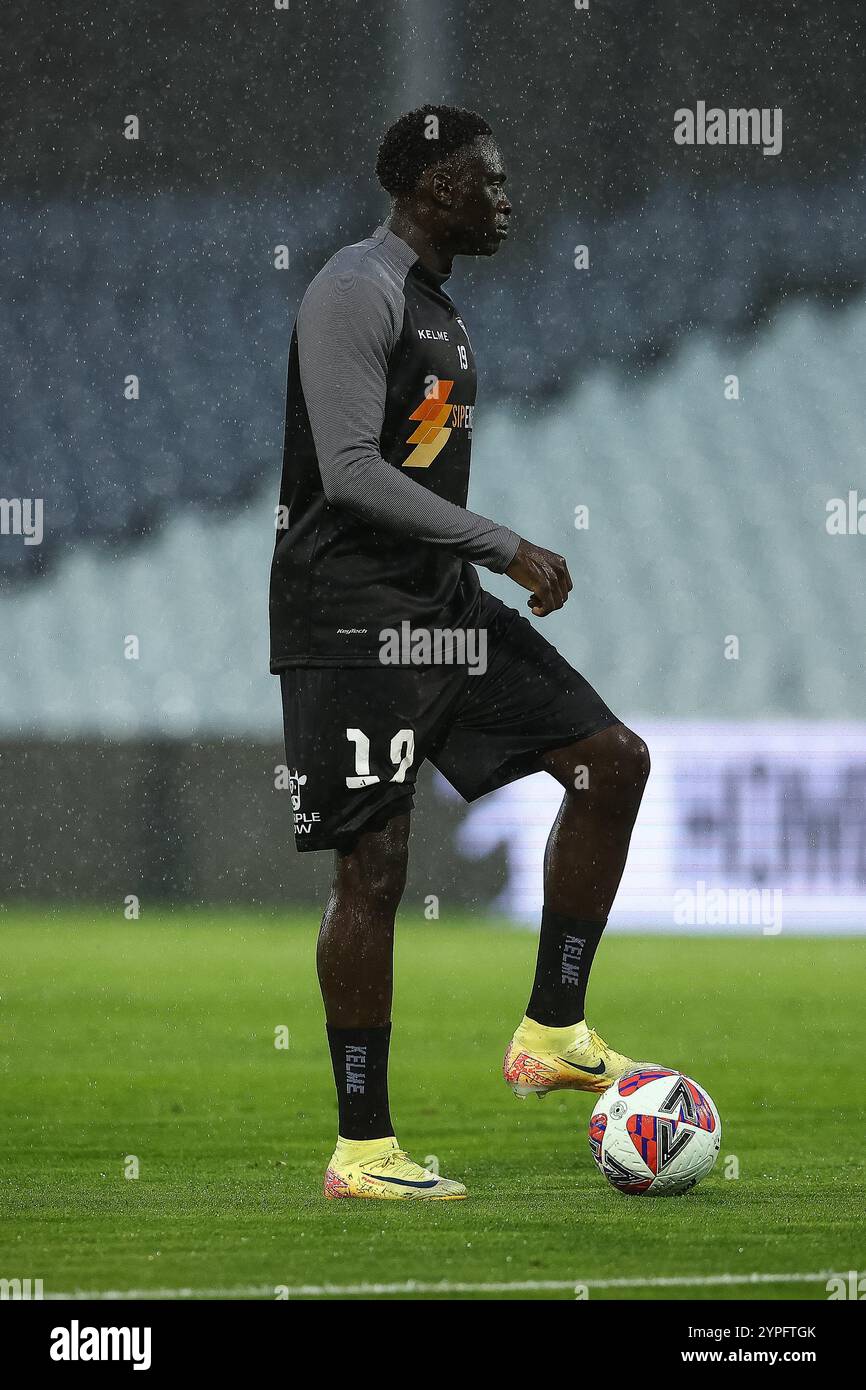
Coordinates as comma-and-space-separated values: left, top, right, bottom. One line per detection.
8, 2, 865, 208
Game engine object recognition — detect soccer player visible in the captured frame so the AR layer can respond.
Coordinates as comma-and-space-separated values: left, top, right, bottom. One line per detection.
270, 106, 650, 1200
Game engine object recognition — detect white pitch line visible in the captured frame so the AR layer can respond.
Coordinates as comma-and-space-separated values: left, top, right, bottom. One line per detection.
44, 1270, 837, 1300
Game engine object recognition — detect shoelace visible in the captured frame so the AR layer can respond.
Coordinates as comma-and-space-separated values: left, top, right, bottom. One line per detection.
377, 1148, 412, 1171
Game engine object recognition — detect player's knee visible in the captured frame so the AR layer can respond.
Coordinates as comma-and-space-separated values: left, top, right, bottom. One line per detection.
335, 821, 409, 908
366, 850, 408, 906
623, 726, 651, 788
605, 724, 650, 808
580, 723, 650, 812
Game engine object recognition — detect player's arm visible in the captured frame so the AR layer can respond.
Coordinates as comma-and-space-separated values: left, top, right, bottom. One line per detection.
297, 268, 519, 573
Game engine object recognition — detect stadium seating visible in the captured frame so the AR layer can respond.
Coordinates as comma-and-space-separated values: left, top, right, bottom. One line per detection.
3, 287, 864, 731
3, 166, 866, 581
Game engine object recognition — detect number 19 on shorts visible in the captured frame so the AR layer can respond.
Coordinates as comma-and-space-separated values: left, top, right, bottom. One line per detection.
345, 728, 415, 788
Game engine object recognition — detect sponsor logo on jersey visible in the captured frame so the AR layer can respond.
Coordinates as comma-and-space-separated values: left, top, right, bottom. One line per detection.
448, 403, 473, 431
403, 379, 472, 468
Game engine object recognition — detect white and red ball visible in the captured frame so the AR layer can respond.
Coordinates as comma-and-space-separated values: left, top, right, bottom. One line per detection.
589, 1068, 721, 1196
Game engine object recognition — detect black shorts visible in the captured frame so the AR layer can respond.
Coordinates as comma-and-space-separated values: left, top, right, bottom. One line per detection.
278, 592, 618, 853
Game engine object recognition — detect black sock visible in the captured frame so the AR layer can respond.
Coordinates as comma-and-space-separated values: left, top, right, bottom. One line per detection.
526, 908, 606, 1027
326, 1024, 394, 1141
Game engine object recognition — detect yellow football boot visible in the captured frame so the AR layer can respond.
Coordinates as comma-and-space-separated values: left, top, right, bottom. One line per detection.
503, 1014, 638, 1098
323, 1136, 468, 1200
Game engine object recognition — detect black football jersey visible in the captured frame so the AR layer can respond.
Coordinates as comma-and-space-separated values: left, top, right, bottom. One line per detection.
269, 225, 519, 669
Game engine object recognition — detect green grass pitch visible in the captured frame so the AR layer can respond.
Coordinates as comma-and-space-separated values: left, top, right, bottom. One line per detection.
0, 910, 863, 1301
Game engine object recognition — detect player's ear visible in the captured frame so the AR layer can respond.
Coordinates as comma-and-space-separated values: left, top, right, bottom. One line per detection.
429, 167, 454, 209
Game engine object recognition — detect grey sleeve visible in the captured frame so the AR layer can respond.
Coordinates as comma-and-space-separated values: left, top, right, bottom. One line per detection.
296, 268, 521, 573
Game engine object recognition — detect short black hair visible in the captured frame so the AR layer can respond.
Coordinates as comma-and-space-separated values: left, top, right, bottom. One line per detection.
376, 105, 493, 198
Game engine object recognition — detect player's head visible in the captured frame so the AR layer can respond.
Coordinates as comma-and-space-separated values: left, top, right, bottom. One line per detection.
376, 105, 511, 256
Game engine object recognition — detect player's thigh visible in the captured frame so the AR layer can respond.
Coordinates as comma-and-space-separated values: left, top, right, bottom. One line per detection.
429, 603, 619, 802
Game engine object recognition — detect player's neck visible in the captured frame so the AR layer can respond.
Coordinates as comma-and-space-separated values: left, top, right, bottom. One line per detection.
384, 212, 453, 278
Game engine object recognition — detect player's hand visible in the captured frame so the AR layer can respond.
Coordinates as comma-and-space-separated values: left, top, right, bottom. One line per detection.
505, 538, 573, 617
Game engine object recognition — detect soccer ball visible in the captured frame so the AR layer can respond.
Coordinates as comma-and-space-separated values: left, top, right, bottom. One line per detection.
588, 1068, 721, 1196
